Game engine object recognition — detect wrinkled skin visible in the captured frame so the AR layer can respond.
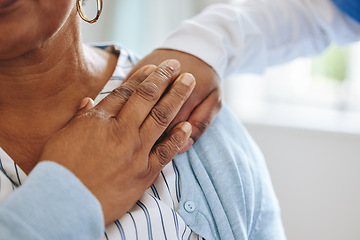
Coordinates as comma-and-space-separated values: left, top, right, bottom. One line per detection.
41, 60, 196, 224
127, 49, 222, 153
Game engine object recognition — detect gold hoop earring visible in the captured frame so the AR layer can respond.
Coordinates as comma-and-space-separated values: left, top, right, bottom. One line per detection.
76, 0, 103, 24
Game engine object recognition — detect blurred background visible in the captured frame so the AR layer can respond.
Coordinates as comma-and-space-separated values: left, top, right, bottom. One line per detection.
81, 0, 360, 239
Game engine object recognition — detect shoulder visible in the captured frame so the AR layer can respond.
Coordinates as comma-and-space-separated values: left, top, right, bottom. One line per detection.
174, 105, 285, 239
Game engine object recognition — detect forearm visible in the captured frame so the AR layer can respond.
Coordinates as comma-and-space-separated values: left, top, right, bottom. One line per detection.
0, 162, 104, 240
160, 0, 360, 78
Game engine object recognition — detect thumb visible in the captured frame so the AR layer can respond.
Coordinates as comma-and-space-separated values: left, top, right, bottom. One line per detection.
77, 97, 95, 115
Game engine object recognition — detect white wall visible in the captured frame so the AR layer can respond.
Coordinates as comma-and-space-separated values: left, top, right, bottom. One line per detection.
244, 122, 360, 240
224, 71, 360, 239
81, 0, 225, 55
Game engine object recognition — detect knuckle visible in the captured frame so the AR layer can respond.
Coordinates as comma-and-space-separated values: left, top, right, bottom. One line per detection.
170, 132, 184, 149
156, 63, 176, 80
136, 82, 160, 102
111, 85, 133, 101
171, 85, 188, 101
132, 71, 149, 85
150, 105, 172, 127
81, 109, 107, 121
193, 120, 210, 135
154, 144, 173, 166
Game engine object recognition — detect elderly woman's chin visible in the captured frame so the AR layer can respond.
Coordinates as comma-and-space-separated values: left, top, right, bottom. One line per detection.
0, 0, 77, 61
0, 30, 44, 61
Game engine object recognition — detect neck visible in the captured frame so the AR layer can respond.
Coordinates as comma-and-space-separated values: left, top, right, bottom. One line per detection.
0, 13, 117, 173
0, 15, 88, 114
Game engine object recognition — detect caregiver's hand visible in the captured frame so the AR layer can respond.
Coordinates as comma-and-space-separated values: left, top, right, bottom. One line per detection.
40, 60, 195, 225
127, 49, 222, 153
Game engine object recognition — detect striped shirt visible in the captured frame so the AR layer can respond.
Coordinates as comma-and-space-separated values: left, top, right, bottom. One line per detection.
0, 45, 203, 240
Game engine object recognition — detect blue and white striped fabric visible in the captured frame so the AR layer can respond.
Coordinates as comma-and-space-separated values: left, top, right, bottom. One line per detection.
0, 45, 203, 240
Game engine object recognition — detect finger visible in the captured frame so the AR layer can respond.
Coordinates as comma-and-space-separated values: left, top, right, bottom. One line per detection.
77, 97, 95, 114
124, 50, 165, 82
140, 73, 196, 148
118, 59, 181, 125
179, 88, 222, 153
67, 97, 94, 124
162, 91, 202, 135
95, 65, 156, 116
149, 122, 192, 173
178, 138, 195, 154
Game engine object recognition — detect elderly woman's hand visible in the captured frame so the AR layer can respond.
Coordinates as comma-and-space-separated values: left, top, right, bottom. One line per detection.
40, 60, 195, 225
127, 49, 222, 153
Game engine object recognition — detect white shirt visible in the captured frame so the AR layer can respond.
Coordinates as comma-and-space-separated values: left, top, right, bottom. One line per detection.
159, 0, 360, 79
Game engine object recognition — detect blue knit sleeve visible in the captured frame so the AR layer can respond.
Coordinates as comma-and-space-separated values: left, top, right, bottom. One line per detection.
0, 161, 104, 240
332, 0, 360, 23
175, 105, 286, 240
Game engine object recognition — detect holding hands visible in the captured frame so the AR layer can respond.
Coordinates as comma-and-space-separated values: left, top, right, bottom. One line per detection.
127, 49, 222, 153
40, 60, 195, 224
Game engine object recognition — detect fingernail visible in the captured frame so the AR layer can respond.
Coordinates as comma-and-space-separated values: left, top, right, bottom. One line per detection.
79, 98, 89, 109
181, 73, 195, 86
181, 122, 192, 133
79, 97, 94, 110
167, 59, 181, 71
